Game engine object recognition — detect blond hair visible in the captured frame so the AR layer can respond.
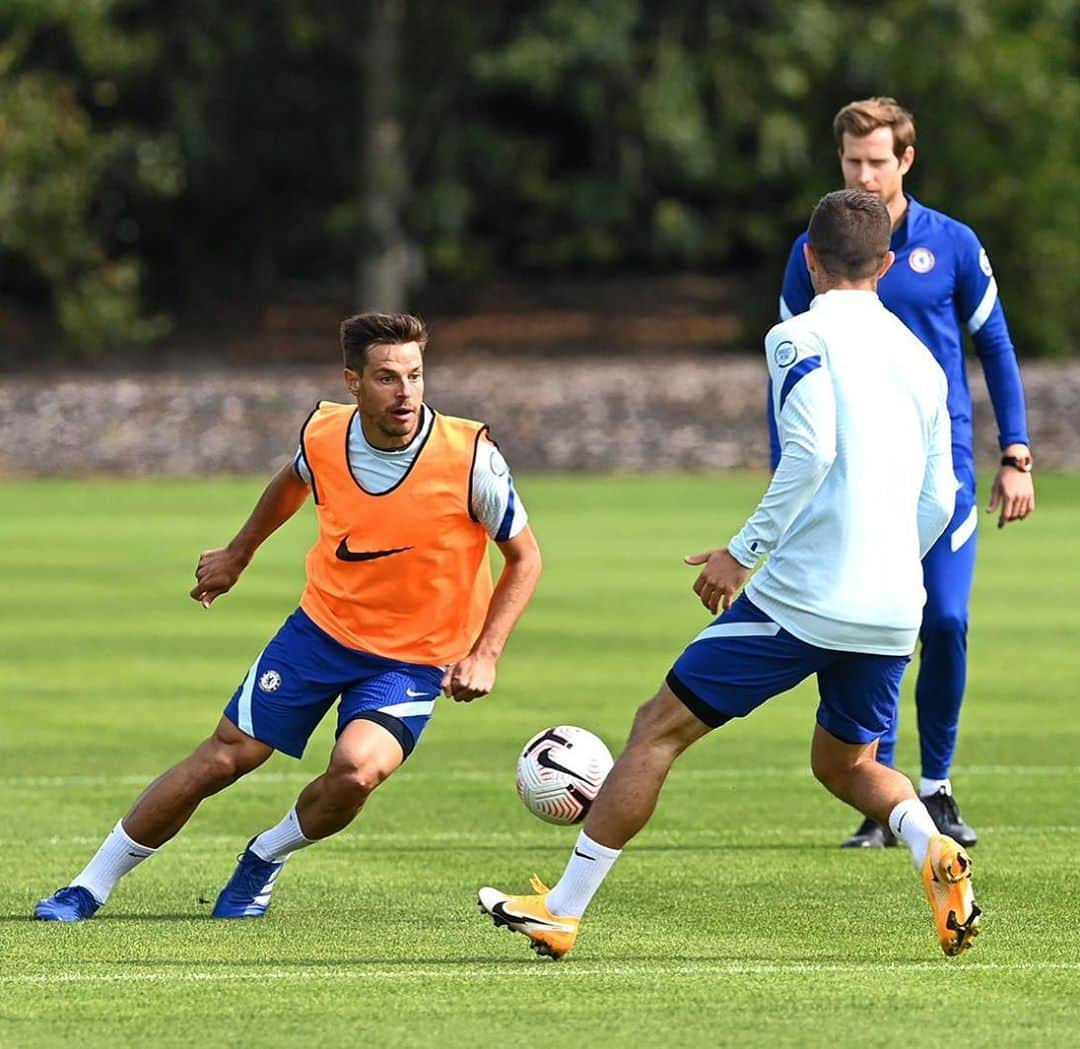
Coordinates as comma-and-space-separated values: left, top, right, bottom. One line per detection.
833, 97, 916, 159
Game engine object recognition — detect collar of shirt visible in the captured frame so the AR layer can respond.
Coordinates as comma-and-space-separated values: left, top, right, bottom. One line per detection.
352, 404, 433, 460
809, 289, 882, 311
890, 194, 925, 251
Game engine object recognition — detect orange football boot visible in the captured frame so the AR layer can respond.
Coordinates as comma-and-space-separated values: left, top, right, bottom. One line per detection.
478, 876, 580, 959
922, 834, 981, 956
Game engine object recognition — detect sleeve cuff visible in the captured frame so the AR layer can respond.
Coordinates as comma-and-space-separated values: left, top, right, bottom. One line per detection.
998, 433, 1031, 451
727, 534, 759, 569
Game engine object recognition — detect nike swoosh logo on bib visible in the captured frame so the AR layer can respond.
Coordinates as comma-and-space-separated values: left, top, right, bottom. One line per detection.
335, 540, 413, 563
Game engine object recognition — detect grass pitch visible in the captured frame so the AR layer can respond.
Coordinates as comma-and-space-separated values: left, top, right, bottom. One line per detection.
1, 473, 1078, 1048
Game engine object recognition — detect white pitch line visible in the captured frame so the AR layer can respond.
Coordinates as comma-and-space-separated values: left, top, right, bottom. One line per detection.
3, 961, 1080, 986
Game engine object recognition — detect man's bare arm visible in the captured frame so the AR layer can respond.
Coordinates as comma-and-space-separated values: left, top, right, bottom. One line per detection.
190, 463, 311, 607
441, 524, 542, 702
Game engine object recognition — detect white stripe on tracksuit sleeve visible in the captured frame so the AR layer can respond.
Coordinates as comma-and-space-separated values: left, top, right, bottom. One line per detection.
728, 362, 835, 569
917, 399, 955, 557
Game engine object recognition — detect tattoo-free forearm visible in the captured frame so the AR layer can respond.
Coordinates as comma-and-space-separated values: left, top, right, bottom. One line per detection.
471, 535, 542, 660
227, 463, 310, 564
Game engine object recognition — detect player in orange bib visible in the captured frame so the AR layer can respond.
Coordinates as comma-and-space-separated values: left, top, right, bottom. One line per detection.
35, 312, 542, 922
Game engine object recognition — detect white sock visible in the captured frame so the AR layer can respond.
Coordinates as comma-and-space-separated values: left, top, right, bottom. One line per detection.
545, 830, 622, 918
919, 777, 951, 797
888, 798, 938, 871
251, 806, 314, 863
72, 820, 158, 904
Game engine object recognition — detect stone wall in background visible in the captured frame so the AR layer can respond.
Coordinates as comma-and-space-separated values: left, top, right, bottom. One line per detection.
2, 357, 1077, 476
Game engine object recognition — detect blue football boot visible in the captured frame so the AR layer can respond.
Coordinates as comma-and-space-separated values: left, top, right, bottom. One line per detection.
34, 885, 102, 922
212, 840, 286, 919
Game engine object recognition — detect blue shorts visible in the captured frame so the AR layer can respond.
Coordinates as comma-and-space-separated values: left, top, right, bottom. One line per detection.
223, 608, 443, 760
667, 595, 910, 744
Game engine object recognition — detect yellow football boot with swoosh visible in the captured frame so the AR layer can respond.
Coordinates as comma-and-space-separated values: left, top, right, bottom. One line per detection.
922, 834, 981, 956
478, 876, 580, 959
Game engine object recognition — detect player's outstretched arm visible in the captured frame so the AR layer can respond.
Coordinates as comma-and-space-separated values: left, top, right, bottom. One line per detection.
190, 462, 311, 607
441, 524, 542, 703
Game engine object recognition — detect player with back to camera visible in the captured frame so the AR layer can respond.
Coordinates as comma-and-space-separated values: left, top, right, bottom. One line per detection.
478, 190, 981, 960
775, 98, 1035, 849
35, 312, 542, 922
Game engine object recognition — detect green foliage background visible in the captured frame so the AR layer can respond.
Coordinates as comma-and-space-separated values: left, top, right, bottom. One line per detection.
1, 0, 1077, 353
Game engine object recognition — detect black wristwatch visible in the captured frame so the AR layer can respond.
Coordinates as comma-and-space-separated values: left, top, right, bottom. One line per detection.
1000, 454, 1033, 473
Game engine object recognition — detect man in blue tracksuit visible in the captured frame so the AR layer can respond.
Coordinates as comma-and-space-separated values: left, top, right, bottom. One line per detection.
773, 98, 1035, 848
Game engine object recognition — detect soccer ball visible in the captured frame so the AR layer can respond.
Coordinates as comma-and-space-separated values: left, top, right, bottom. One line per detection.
515, 725, 614, 825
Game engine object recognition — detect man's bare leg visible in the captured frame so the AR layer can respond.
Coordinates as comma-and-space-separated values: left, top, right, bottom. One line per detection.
125, 717, 274, 846
810, 723, 980, 955
36, 717, 272, 918
581, 684, 712, 850
211, 718, 407, 919
477, 684, 711, 956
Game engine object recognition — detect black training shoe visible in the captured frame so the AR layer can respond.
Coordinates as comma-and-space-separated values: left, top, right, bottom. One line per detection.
841, 817, 897, 848
920, 788, 977, 848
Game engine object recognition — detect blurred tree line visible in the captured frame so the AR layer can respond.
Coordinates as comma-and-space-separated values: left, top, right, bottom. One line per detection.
1, 0, 1077, 354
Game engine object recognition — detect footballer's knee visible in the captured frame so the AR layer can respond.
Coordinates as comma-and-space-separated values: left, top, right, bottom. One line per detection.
627, 686, 705, 757
189, 743, 255, 795
187, 730, 268, 796
811, 752, 845, 794
321, 719, 406, 809
324, 754, 396, 807
810, 740, 859, 795
627, 694, 666, 746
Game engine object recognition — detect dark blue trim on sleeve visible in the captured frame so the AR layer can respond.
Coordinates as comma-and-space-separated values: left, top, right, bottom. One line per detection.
466, 424, 487, 523
297, 401, 323, 505
778, 355, 822, 412
495, 480, 517, 542
767, 379, 780, 470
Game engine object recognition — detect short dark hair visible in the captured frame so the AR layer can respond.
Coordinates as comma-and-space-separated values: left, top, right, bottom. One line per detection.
340, 312, 428, 372
807, 190, 891, 280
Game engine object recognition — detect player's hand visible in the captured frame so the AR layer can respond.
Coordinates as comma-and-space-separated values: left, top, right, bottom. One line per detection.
441, 652, 497, 702
987, 463, 1035, 529
190, 547, 248, 608
684, 547, 751, 615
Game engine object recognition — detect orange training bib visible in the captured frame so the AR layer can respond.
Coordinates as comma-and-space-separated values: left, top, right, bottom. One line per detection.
298, 402, 494, 665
